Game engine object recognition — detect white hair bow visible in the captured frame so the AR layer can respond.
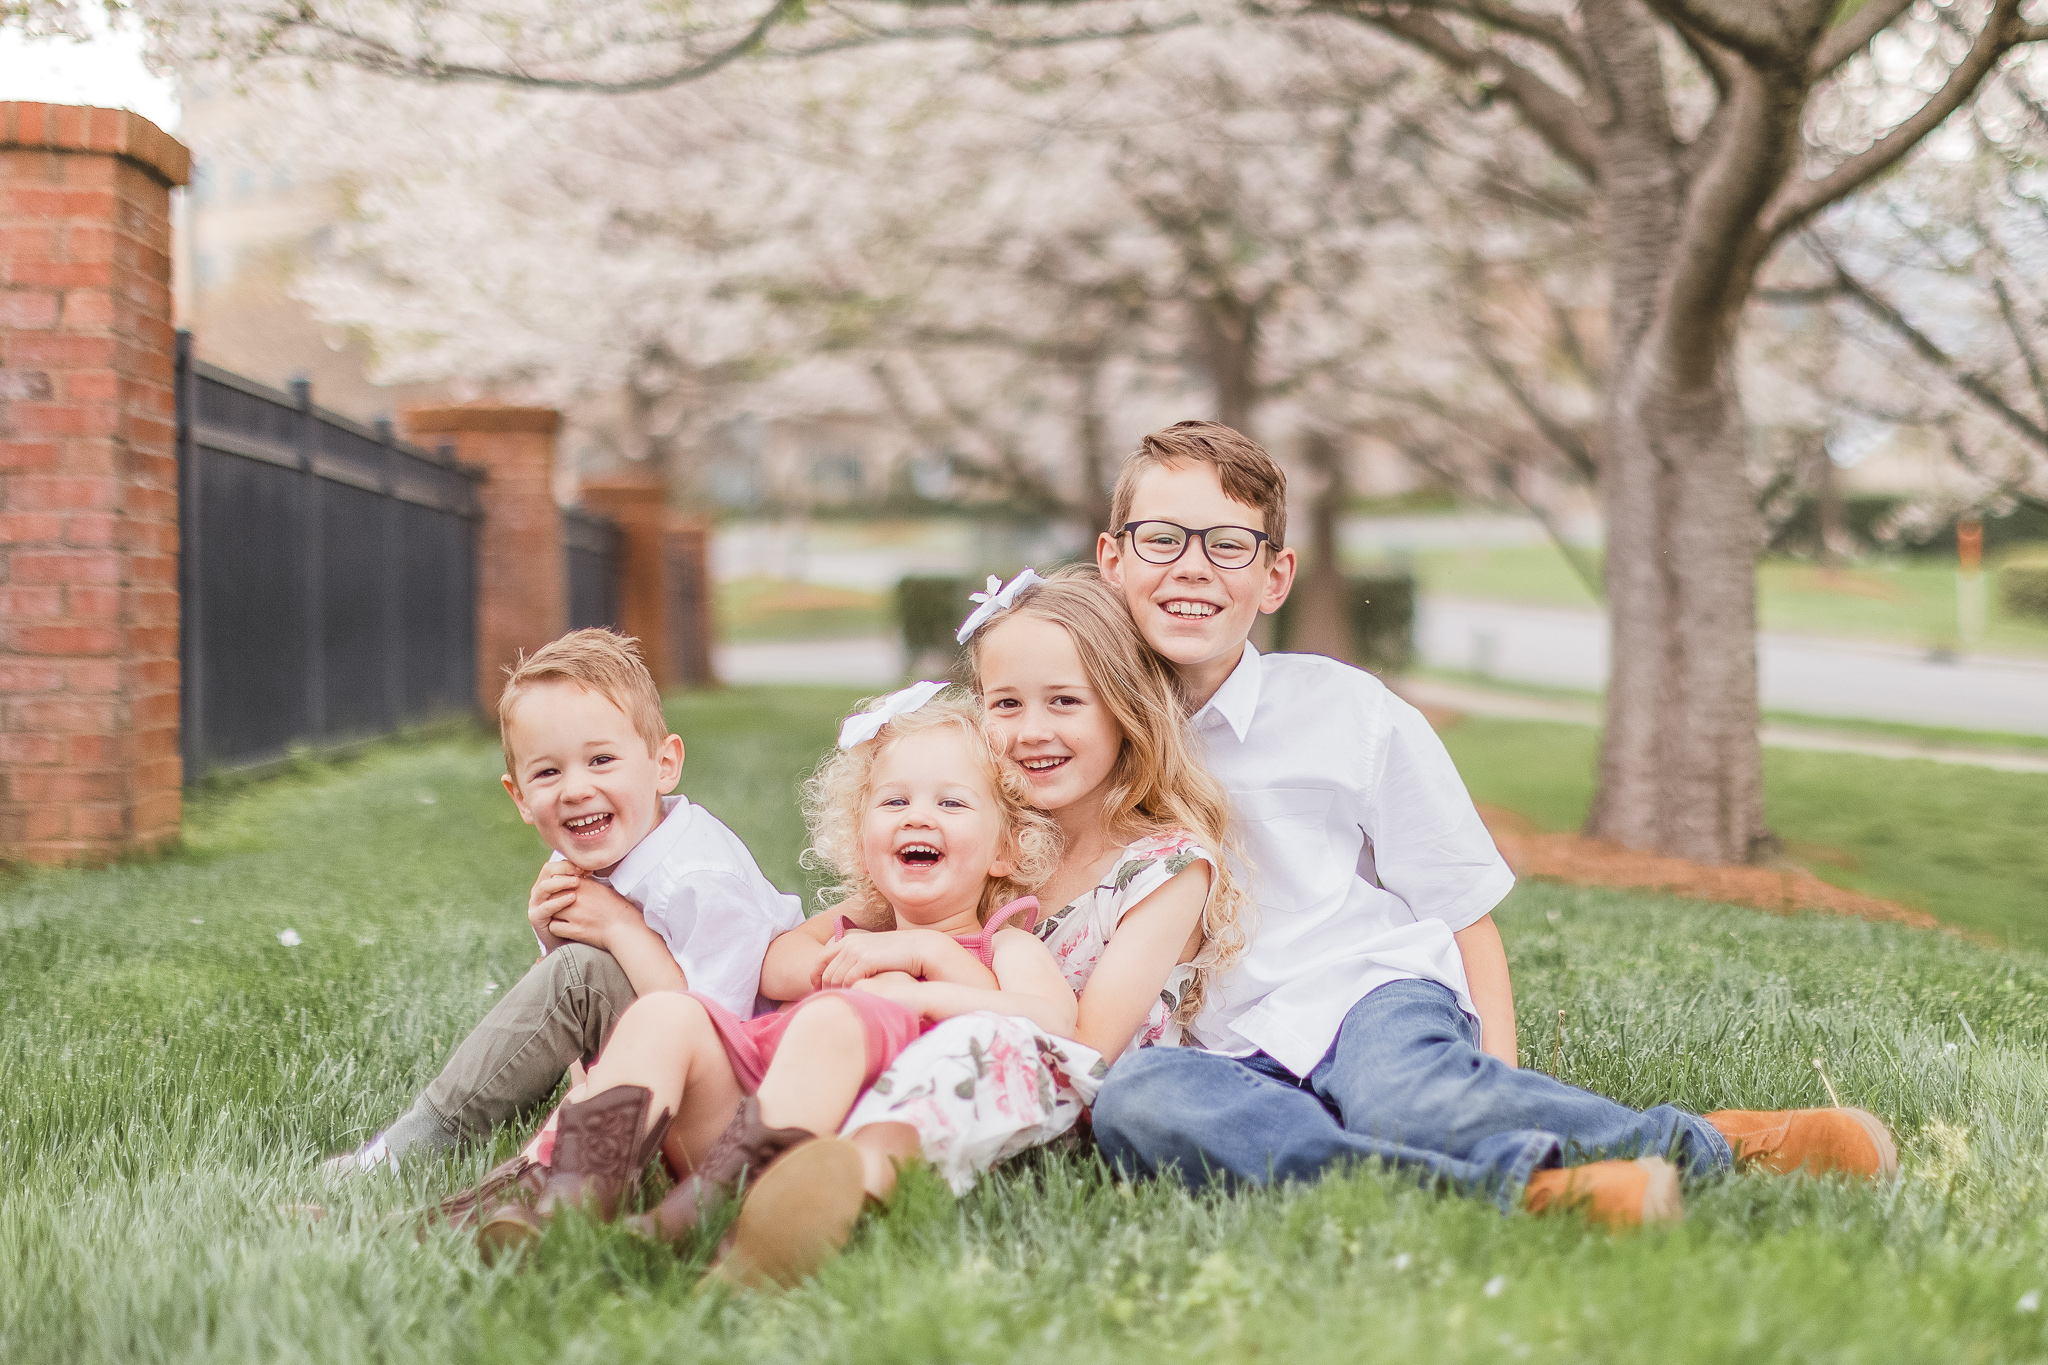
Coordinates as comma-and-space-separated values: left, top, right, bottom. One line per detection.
955, 568, 1045, 644
837, 680, 950, 749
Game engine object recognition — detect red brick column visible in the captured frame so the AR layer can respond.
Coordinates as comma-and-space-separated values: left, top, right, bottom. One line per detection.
662, 517, 716, 687
0, 104, 189, 865
577, 476, 675, 686
402, 405, 564, 712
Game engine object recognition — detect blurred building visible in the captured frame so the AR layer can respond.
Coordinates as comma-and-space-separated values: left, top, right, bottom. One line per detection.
171, 82, 441, 417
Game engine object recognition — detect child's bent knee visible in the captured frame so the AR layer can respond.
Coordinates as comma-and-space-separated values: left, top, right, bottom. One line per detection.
783, 994, 864, 1044
620, 990, 714, 1038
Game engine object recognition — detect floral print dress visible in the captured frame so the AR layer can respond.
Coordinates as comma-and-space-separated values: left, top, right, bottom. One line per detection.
839, 829, 1217, 1193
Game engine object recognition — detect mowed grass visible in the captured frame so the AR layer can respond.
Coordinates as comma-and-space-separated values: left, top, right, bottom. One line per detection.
6, 686, 2048, 1363
719, 577, 889, 642
1406, 543, 2048, 657
1437, 715, 2048, 949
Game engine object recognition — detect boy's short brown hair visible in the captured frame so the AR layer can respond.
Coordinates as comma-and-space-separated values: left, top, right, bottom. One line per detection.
498, 628, 668, 779
1108, 420, 1288, 550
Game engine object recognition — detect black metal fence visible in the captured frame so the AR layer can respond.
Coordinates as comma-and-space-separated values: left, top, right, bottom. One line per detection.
562, 507, 621, 632
175, 333, 483, 779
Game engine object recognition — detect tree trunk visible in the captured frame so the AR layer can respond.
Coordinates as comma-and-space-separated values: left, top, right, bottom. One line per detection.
1579, 6, 1773, 864
1292, 430, 1354, 661
1590, 345, 1771, 862
1073, 357, 1115, 534
1194, 297, 1258, 434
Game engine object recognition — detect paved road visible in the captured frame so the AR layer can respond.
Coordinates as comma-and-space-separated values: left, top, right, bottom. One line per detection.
723, 605, 2047, 740
1417, 597, 2048, 737
1401, 677, 2048, 774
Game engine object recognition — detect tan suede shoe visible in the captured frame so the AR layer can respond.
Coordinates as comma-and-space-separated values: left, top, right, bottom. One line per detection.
1523, 1157, 1683, 1227
703, 1138, 867, 1290
1705, 1108, 1898, 1178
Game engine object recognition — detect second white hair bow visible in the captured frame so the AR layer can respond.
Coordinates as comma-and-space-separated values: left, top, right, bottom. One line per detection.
955, 567, 1045, 644
837, 680, 950, 749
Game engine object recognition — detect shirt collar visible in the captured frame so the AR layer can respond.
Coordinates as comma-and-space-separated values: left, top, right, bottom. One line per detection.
602, 794, 687, 898
1189, 642, 1262, 743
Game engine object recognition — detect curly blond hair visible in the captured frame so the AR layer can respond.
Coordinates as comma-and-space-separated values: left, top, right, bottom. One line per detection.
966, 566, 1254, 1027
802, 688, 1061, 930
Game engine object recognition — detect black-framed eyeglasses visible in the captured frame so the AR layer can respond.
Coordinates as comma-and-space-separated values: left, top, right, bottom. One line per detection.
1117, 520, 1272, 570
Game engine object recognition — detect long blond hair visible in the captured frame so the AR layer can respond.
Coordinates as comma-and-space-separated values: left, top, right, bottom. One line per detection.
802, 688, 1061, 930
966, 565, 1250, 1023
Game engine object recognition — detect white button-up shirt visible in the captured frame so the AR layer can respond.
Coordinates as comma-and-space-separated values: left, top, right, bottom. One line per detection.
548, 795, 803, 1017
1188, 644, 1515, 1075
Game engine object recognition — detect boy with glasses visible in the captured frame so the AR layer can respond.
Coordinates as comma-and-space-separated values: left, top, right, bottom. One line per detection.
1089, 420, 1897, 1224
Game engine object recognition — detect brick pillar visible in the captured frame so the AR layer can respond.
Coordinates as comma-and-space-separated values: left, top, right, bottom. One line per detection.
577, 475, 675, 686
0, 104, 190, 865
401, 405, 564, 712
663, 517, 716, 687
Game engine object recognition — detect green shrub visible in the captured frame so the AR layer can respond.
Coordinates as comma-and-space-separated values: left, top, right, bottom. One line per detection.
2003, 560, 2048, 622
895, 574, 974, 662
1271, 573, 1415, 672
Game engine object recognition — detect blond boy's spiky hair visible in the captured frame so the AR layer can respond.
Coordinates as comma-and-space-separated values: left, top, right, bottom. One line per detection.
497, 628, 667, 780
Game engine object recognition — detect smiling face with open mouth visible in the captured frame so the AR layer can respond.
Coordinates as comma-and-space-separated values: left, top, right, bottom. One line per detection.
501, 679, 684, 875
861, 726, 1014, 929
978, 613, 1121, 821
1099, 460, 1295, 707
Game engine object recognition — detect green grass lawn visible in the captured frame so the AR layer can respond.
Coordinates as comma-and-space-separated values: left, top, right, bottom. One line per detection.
1438, 715, 2048, 948
1404, 543, 2048, 658
8, 686, 2048, 1363
719, 577, 889, 642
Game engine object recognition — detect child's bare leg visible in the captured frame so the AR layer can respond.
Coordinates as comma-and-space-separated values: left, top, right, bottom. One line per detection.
848, 1122, 920, 1202
580, 992, 745, 1163
754, 996, 869, 1135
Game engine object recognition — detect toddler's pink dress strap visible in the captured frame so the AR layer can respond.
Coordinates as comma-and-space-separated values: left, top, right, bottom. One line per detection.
954, 895, 1040, 969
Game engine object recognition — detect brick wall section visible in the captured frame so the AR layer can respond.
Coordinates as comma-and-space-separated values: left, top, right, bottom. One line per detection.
0, 104, 190, 864
577, 476, 672, 686
402, 405, 565, 712
577, 478, 718, 690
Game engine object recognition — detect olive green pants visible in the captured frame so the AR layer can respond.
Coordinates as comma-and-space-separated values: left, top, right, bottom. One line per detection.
381, 942, 638, 1158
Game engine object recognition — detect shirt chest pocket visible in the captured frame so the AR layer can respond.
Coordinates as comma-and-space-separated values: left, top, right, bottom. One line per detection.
1233, 787, 1346, 913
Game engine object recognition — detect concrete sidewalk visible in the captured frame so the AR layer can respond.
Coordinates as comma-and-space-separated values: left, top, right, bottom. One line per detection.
1418, 597, 2048, 737
1400, 676, 2048, 775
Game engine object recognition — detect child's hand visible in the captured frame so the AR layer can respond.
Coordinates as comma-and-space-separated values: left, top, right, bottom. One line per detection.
849, 971, 927, 1012
813, 929, 946, 989
527, 861, 580, 953
543, 876, 644, 953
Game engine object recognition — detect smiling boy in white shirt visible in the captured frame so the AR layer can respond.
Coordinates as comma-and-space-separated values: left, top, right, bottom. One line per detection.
326, 629, 801, 1172
1086, 421, 1897, 1224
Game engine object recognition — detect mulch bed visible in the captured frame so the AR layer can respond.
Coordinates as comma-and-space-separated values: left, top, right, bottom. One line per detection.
1476, 804, 1939, 930
1408, 692, 1936, 929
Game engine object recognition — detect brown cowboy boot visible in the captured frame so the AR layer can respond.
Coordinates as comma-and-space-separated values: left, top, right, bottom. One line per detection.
477, 1085, 669, 1263
430, 1152, 546, 1232
703, 1137, 867, 1290
621, 1096, 814, 1244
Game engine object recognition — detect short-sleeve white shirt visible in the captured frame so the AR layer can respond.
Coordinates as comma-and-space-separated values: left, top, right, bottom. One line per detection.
1188, 644, 1515, 1075
547, 796, 802, 1018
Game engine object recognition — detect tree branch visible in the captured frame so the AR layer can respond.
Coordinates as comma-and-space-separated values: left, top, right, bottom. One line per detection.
1992, 275, 2048, 425
1808, 240, 2048, 453
1399, 0, 1588, 79
265, 0, 1198, 93
1312, 2, 1602, 180
1810, 0, 1915, 78
1760, 0, 2044, 243
1461, 313, 1599, 481
1637, 0, 1823, 65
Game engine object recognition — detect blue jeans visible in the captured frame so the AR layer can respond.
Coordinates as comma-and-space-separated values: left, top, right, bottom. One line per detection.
1092, 979, 1731, 1211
